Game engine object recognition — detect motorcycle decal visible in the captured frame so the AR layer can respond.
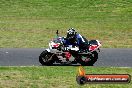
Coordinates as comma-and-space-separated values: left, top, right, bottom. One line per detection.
53, 43, 60, 48
89, 45, 98, 51
65, 52, 71, 59
50, 41, 60, 48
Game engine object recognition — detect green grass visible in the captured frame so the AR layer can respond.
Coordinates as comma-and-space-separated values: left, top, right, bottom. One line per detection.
0, 0, 132, 48
0, 66, 131, 88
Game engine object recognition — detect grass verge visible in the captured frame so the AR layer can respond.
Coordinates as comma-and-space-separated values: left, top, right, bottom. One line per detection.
0, 66, 131, 88
0, 0, 132, 48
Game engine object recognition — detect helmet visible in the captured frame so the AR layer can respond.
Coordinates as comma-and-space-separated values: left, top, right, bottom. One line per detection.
67, 28, 77, 39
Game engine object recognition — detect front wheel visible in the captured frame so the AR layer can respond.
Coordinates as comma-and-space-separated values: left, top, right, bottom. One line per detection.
39, 50, 55, 66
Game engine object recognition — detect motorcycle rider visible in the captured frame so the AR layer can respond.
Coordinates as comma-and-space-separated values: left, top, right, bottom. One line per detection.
64, 28, 89, 52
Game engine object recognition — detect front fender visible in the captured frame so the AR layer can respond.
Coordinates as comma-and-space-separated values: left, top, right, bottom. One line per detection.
46, 48, 51, 52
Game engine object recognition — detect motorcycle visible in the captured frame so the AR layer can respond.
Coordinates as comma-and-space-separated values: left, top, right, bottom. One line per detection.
39, 30, 101, 66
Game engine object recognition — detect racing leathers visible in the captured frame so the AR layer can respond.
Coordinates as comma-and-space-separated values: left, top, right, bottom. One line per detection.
63, 33, 89, 52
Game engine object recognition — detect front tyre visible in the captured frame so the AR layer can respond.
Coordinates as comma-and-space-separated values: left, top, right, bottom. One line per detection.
39, 50, 55, 66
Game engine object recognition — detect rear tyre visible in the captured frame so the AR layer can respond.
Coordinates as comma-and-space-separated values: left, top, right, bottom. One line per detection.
39, 50, 55, 66
87, 51, 98, 66
76, 51, 98, 66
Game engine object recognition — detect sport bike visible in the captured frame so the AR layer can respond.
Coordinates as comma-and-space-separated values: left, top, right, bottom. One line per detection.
39, 30, 101, 66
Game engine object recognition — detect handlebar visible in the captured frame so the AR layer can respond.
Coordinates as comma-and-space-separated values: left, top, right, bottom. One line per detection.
56, 30, 59, 37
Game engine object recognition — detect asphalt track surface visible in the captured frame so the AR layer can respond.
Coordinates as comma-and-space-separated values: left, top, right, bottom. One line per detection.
0, 48, 132, 67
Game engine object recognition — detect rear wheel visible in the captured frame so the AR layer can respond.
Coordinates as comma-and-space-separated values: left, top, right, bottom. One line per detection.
39, 50, 55, 66
88, 51, 98, 66
76, 51, 98, 66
